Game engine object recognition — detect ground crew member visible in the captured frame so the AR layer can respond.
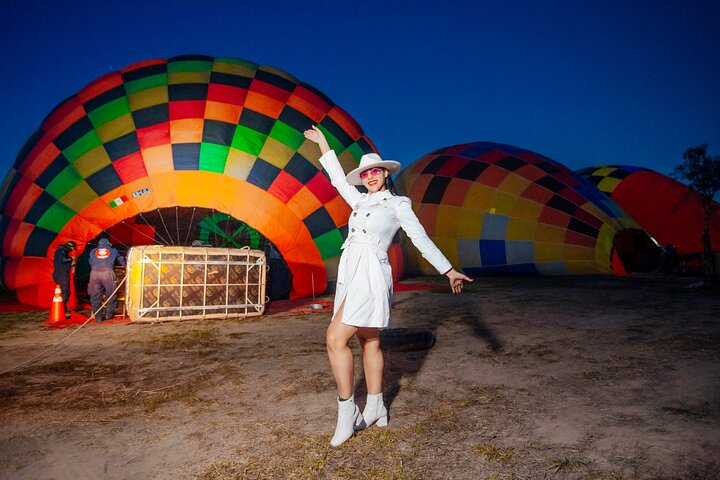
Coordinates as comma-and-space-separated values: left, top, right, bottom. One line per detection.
52, 241, 76, 319
88, 238, 125, 322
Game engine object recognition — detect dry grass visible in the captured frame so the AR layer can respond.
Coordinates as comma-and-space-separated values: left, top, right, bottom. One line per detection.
0, 311, 44, 336
275, 369, 335, 400
472, 443, 516, 463
197, 428, 418, 480
662, 403, 714, 420
0, 358, 221, 414
133, 328, 219, 351
194, 387, 519, 479
1, 276, 719, 479
549, 456, 587, 473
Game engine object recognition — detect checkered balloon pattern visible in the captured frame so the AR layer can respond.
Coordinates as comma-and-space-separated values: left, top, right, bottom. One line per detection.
576, 165, 720, 258
395, 142, 643, 276
0, 55, 377, 306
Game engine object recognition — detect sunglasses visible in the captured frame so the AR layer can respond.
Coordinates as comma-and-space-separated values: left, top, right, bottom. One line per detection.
360, 167, 384, 180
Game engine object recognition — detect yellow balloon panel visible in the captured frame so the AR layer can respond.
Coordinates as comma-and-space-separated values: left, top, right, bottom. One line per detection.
397, 142, 651, 277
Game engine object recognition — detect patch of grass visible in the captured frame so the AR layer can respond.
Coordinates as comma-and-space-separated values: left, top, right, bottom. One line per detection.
16, 360, 123, 377
0, 360, 128, 413
472, 443, 515, 463
664, 463, 720, 480
134, 329, 218, 352
142, 380, 203, 412
196, 459, 245, 479
550, 457, 587, 472
225, 332, 247, 339
0, 358, 216, 415
197, 424, 419, 479
0, 318, 22, 335
366, 427, 397, 447
0, 311, 44, 336
275, 370, 335, 400
199, 433, 332, 479
580, 370, 604, 380
416, 388, 508, 435
503, 342, 559, 362
662, 403, 713, 420
464, 385, 508, 407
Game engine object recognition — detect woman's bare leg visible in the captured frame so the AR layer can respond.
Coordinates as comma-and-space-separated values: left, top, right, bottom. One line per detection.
357, 328, 383, 395
326, 302, 359, 399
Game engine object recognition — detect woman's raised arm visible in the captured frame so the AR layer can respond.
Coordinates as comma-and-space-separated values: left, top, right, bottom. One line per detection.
304, 125, 331, 154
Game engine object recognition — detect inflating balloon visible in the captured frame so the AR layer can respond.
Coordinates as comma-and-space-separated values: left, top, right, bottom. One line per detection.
0, 55, 380, 306
577, 165, 720, 258
395, 142, 661, 276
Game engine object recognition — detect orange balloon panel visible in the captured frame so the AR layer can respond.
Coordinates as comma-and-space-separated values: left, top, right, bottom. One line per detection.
1, 55, 380, 307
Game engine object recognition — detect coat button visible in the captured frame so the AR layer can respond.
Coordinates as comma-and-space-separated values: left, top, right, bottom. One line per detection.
363, 229, 366, 233
351, 228, 355, 232
353, 212, 357, 216
366, 213, 370, 217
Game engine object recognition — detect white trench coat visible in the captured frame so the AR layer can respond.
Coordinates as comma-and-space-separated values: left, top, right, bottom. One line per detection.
319, 151, 452, 328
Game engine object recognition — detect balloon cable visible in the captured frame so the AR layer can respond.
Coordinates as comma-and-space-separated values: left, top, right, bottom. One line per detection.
156, 208, 174, 246
134, 210, 172, 246
183, 207, 197, 246
0, 273, 129, 377
175, 206, 180, 245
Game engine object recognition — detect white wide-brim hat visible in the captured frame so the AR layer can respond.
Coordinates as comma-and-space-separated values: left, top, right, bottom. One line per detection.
345, 153, 401, 186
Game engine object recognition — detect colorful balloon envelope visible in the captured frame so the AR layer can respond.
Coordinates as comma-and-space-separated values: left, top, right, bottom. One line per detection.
577, 165, 720, 256
395, 142, 661, 277
0, 55, 379, 307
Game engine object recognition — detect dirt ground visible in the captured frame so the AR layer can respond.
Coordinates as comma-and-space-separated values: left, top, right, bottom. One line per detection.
0, 275, 719, 480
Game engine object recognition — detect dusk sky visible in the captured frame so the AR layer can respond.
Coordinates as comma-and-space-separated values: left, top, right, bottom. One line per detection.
2, 0, 719, 183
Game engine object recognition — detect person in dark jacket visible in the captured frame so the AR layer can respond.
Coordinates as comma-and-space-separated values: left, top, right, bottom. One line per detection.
52, 241, 77, 319
88, 238, 125, 322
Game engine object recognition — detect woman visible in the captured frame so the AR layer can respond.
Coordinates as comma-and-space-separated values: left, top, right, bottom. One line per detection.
304, 125, 472, 447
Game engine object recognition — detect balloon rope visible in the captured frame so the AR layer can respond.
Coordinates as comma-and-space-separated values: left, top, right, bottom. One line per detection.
0, 273, 129, 377
175, 206, 180, 245
211, 209, 217, 245
117, 219, 161, 244
223, 212, 232, 248
136, 211, 172, 245
156, 207, 174, 245
105, 230, 127, 250
183, 207, 197, 245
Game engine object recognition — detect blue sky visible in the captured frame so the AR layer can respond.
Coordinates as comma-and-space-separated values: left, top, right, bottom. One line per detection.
1, 0, 719, 181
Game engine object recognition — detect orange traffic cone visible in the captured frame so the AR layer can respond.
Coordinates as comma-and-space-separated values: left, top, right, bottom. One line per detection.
47, 285, 66, 323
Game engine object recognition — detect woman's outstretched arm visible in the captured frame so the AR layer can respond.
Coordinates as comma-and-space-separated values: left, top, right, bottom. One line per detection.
444, 268, 473, 294
396, 198, 473, 294
304, 125, 331, 154
304, 125, 362, 207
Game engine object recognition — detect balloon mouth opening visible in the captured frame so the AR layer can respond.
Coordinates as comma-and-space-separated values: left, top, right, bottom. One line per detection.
71, 207, 294, 302
611, 228, 663, 275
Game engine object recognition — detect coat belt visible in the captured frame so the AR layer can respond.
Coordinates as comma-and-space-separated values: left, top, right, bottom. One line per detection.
341, 232, 389, 251
338, 232, 390, 285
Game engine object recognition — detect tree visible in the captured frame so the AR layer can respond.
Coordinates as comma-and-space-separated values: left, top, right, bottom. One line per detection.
672, 144, 720, 284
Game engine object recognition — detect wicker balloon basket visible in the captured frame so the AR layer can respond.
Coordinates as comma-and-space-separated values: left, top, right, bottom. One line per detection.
125, 245, 266, 322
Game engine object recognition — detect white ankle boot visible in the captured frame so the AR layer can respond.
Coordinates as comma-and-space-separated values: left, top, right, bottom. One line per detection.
357, 392, 388, 430
330, 396, 363, 447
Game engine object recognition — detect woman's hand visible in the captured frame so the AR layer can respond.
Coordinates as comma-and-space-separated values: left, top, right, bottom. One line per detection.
303, 125, 330, 154
445, 268, 473, 294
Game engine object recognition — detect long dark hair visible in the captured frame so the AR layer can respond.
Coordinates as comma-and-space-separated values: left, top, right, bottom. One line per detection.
384, 172, 399, 196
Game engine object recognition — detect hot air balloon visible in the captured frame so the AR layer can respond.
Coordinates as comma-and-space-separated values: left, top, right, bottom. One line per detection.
577, 165, 720, 270
394, 142, 661, 276
0, 55, 381, 307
